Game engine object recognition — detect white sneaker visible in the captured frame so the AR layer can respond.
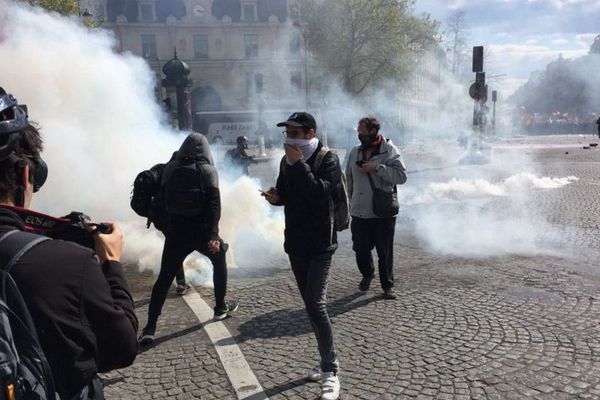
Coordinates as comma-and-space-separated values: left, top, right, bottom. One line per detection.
320, 372, 340, 400
307, 365, 322, 381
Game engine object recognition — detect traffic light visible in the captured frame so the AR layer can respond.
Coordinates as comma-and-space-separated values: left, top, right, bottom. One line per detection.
473, 46, 484, 72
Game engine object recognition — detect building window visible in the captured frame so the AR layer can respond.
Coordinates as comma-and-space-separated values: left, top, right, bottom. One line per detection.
246, 72, 264, 96
290, 71, 302, 93
194, 35, 209, 59
244, 34, 258, 58
242, 4, 256, 21
290, 34, 301, 54
140, 4, 153, 21
141, 34, 157, 59
255, 73, 263, 93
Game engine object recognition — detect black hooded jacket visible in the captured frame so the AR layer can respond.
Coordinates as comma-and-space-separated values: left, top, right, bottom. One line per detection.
162, 133, 221, 240
0, 208, 138, 400
275, 142, 341, 256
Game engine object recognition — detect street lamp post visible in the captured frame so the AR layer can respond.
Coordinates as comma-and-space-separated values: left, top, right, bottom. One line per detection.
162, 48, 193, 130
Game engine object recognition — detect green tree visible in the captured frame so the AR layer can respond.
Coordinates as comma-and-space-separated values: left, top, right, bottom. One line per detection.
293, 0, 439, 95
23, 0, 79, 16
20, 0, 102, 26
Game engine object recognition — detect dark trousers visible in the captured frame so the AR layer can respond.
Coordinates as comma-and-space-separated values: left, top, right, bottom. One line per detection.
351, 216, 396, 290
289, 252, 339, 374
72, 376, 104, 400
147, 235, 227, 325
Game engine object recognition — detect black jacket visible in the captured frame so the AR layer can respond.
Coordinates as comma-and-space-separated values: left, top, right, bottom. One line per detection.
163, 133, 221, 240
275, 142, 341, 256
0, 208, 138, 400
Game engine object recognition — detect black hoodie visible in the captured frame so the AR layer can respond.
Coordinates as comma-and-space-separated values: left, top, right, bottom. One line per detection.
162, 133, 221, 240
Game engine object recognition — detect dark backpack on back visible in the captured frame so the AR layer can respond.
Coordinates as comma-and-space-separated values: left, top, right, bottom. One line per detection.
0, 230, 57, 400
162, 159, 207, 217
130, 163, 167, 230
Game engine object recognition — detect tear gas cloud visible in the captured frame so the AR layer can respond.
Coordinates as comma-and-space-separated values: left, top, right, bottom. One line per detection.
0, 0, 581, 275
0, 0, 285, 285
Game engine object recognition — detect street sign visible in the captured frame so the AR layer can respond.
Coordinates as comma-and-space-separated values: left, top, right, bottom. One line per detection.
469, 83, 487, 101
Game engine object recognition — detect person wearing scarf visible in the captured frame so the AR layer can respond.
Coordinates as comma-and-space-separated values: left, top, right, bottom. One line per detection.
261, 112, 342, 400
345, 116, 407, 300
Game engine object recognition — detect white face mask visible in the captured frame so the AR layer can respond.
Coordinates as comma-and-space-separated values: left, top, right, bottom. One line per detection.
284, 137, 319, 164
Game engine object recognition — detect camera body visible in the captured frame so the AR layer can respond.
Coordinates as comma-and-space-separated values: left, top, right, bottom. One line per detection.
0, 206, 110, 250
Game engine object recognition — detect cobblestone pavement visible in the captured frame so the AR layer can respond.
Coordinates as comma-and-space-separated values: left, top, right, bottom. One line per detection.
105, 135, 600, 399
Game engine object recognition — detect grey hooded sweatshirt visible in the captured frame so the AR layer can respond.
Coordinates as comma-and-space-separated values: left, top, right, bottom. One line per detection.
345, 136, 407, 219
162, 132, 221, 239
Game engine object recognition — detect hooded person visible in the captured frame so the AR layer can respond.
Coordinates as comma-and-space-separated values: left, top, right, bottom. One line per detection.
139, 132, 238, 345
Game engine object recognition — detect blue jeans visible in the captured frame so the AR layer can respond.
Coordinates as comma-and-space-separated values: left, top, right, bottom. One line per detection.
289, 252, 339, 374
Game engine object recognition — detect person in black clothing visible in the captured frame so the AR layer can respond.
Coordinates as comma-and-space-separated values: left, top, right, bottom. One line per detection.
0, 87, 138, 400
596, 116, 600, 139
139, 132, 237, 345
224, 135, 255, 176
261, 112, 341, 400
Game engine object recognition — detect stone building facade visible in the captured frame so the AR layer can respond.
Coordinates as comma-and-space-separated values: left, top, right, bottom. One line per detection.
89, 0, 306, 133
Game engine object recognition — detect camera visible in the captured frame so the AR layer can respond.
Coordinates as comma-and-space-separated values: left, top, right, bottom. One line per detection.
1, 205, 112, 250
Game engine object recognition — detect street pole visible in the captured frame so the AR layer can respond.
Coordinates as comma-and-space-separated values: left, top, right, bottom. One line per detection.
303, 34, 309, 110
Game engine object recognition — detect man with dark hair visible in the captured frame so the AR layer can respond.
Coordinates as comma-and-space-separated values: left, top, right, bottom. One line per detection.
261, 112, 341, 400
0, 87, 138, 399
139, 132, 238, 345
346, 116, 407, 299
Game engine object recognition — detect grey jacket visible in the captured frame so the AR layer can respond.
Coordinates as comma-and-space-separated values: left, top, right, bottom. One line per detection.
345, 136, 407, 219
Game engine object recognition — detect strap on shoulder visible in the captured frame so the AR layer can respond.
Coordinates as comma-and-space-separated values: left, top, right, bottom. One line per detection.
0, 230, 51, 273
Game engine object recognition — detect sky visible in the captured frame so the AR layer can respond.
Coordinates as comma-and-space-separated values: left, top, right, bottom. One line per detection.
415, 0, 600, 97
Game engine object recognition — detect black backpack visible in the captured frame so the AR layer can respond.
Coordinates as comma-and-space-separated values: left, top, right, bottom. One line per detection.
161, 159, 206, 217
0, 230, 57, 400
130, 163, 167, 230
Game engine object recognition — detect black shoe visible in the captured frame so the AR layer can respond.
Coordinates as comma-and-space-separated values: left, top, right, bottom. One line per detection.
213, 300, 239, 321
383, 288, 397, 300
138, 324, 156, 345
358, 276, 373, 292
176, 283, 192, 296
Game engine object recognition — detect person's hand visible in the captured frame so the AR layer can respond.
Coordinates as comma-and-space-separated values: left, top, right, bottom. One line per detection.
284, 144, 303, 164
208, 240, 221, 254
89, 222, 123, 264
361, 161, 378, 173
260, 187, 280, 205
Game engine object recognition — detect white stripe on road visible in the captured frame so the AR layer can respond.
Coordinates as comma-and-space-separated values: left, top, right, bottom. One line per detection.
182, 290, 269, 400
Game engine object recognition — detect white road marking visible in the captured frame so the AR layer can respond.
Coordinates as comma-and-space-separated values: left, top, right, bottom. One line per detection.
182, 290, 269, 400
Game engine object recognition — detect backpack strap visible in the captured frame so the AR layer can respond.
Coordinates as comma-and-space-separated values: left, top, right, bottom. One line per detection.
0, 230, 51, 273
313, 147, 330, 172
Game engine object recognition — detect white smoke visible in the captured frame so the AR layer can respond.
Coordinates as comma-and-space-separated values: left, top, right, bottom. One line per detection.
399, 166, 579, 256
403, 173, 578, 205
0, 1, 285, 286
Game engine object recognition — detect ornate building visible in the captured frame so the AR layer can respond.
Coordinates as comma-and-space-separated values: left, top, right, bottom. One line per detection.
90, 0, 305, 133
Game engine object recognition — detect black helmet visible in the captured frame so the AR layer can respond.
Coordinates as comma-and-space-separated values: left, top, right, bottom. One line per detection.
0, 87, 29, 161
0, 87, 47, 197
236, 135, 248, 149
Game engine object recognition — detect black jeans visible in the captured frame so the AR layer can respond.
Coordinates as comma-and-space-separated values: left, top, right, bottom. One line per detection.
289, 252, 339, 374
351, 216, 396, 290
72, 376, 104, 400
147, 234, 228, 325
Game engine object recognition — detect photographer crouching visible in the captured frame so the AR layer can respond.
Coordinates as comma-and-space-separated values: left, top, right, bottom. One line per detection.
0, 87, 138, 400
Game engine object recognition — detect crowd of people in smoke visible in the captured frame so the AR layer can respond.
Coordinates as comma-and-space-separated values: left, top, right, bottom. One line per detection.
0, 86, 406, 400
